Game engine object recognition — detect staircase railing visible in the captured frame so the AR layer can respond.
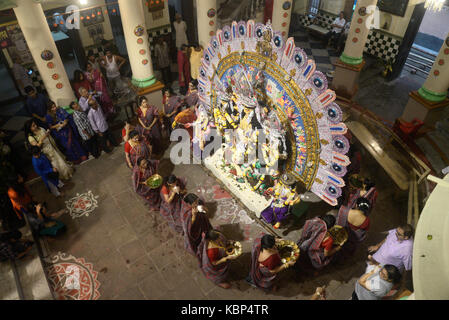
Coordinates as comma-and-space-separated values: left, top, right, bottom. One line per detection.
404, 44, 437, 78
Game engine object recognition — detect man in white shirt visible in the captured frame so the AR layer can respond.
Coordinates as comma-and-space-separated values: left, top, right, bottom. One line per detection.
336, 20, 351, 54
325, 11, 346, 48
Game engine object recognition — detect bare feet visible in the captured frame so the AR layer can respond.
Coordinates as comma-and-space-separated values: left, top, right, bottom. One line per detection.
218, 282, 231, 289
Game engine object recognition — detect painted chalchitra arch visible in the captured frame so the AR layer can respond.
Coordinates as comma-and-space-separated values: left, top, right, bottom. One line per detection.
197, 20, 350, 206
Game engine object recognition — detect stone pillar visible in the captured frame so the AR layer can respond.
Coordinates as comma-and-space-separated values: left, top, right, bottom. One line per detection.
118, 0, 156, 92
13, 0, 75, 106
196, 0, 217, 48
401, 33, 449, 126
271, 0, 293, 39
331, 0, 377, 101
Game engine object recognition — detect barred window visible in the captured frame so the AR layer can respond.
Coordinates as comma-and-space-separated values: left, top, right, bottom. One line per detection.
309, 0, 321, 15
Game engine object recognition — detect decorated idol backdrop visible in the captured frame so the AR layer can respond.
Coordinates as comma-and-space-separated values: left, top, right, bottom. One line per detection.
197, 21, 350, 206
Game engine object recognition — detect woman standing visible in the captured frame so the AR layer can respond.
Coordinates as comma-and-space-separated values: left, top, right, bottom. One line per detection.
45, 101, 87, 164
180, 193, 213, 256
160, 175, 186, 234
25, 119, 73, 180
132, 157, 161, 211
297, 215, 342, 270
72, 70, 93, 99
337, 197, 371, 255
85, 62, 114, 117
184, 80, 199, 108
136, 96, 162, 154
163, 87, 183, 133
125, 130, 152, 169
246, 234, 295, 292
197, 230, 238, 289
177, 45, 190, 95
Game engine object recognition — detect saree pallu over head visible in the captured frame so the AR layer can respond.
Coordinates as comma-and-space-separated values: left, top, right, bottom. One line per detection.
185, 90, 199, 107
197, 232, 229, 284
136, 106, 162, 153
297, 217, 331, 269
132, 160, 161, 211
159, 178, 186, 234
249, 237, 277, 290
180, 200, 213, 256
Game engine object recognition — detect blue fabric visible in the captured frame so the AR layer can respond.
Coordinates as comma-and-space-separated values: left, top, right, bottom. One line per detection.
45, 109, 86, 162
26, 94, 48, 118
32, 154, 58, 191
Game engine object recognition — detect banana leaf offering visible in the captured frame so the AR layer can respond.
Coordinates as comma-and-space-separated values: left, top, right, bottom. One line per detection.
145, 174, 163, 189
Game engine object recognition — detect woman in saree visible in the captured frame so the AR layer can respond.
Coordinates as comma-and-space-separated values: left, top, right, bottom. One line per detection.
347, 178, 378, 211
85, 61, 115, 117
160, 174, 186, 234
72, 70, 93, 99
132, 157, 161, 211
197, 229, 239, 289
25, 119, 73, 180
180, 193, 213, 256
246, 234, 295, 292
45, 101, 87, 164
337, 197, 371, 256
184, 80, 199, 108
162, 87, 183, 134
125, 130, 152, 169
136, 96, 162, 154
297, 214, 342, 270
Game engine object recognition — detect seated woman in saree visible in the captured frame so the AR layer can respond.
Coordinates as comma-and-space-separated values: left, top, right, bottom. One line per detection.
197, 229, 239, 289
180, 193, 213, 256
136, 96, 162, 154
162, 87, 183, 134
297, 214, 342, 270
45, 100, 87, 164
184, 80, 199, 108
132, 157, 161, 211
246, 234, 295, 292
125, 130, 152, 169
26, 202, 66, 238
31, 146, 65, 197
85, 61, 115, 118
25, 119, 73, 180
160, 174, 187, 234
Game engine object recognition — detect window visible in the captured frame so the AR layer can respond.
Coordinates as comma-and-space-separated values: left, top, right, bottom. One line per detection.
308, 0, 321, 15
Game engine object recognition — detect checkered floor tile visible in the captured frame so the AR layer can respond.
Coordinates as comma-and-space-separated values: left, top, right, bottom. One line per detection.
291, 30, 336, 73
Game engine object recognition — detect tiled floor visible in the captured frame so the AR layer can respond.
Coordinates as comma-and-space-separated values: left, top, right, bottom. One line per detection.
25, 133, 410, 300
291, 30, 339, 74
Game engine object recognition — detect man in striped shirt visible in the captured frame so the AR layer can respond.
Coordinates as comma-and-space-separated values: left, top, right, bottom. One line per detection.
70, 101, 100, 158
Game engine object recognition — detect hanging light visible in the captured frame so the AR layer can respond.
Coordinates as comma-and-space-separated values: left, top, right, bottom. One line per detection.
424, 0, 445, 12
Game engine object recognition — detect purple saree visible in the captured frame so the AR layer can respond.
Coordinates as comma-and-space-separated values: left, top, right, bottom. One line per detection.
180, 201, 213, 256
159, 178, 186, 234
136, 106, 162, 153
297, 217, 332, 269
197, 232, 229, 285
248, 237, 277, 290
132, 160, 161, 211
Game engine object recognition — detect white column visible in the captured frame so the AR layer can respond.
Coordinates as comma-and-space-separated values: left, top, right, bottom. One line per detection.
13, 0, 75, 106
118, 0, 155, 88
418, 32, 449, 103
271, 0, 292, 39
340, 0, 378, 65
196, 0, 217, 48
